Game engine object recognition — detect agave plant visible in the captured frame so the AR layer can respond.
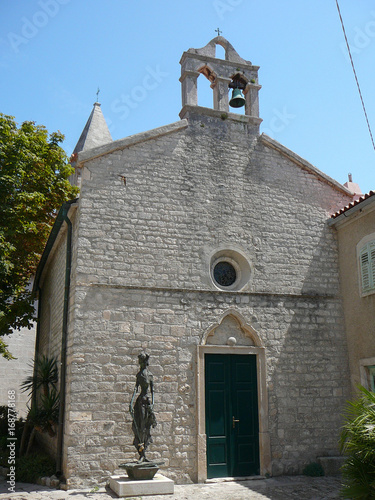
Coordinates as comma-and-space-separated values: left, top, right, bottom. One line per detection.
19, 355, 60, 456
21, 355, 58, 398
39, 390, 60, 437
340, 386, 375, 499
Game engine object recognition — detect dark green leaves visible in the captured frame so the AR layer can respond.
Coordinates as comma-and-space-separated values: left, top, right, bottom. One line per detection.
0, 114, 79, 354
340, 386, 375, 499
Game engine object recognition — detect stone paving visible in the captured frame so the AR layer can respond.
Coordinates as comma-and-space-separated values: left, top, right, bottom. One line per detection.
0, 475, 343, 500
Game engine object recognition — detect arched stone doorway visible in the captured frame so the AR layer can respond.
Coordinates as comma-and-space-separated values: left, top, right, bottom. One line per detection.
196, 311, 271, 481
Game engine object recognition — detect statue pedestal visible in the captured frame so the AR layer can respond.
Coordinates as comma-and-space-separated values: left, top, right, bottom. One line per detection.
109, 473, 174, 497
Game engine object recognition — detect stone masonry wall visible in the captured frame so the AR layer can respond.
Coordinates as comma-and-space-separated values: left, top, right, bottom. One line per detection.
62, 112, 352, 486
37, 209, 78, 460
65, 287, 349, 485
74, 114, 350, 296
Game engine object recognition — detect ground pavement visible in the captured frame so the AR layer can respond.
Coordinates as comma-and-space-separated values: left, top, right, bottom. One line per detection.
0, 475, 343, 500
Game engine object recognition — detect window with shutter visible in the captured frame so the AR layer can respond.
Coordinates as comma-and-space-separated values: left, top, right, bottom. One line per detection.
359, 241, 375, 294
370, 366, 375, 392
370, 243, 375, 287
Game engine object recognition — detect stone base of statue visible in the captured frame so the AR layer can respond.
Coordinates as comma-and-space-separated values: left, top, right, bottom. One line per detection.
109, 472, 174, 498
119, 460, 165, 480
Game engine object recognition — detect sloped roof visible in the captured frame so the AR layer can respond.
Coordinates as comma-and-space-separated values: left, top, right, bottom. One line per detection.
32, 198, 78, 295
330, 190, 375, 221
72, 102, 112, 154
259, 134, 353, 196
76, 119, 189, 164
72, 111, 354, 203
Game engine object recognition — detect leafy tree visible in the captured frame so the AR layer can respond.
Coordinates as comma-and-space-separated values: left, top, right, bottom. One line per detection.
0, 114, 78, 357
340, 386, 375, 499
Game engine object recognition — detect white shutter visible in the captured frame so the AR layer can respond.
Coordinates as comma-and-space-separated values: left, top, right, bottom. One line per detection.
370, 242, 375, 290
360, 246, 370, 291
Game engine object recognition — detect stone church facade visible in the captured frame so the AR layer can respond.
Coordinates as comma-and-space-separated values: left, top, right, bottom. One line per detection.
33, 37, 356, 487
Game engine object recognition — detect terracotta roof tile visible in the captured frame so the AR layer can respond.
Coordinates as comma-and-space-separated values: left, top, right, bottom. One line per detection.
331, 190, 375, 219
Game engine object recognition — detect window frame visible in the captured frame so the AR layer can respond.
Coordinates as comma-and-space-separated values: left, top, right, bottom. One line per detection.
360, 358, 375, 392
209, 248, 252, 292
211, 257, 240, 290
369, 366, 375, 392
357, 234, 375, 297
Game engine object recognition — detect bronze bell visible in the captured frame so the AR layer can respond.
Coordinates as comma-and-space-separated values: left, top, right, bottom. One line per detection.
229, 88, 246, 108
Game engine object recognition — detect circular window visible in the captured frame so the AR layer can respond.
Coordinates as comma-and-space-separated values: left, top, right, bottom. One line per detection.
213, 261, 237, 287
209, 249, 252, 291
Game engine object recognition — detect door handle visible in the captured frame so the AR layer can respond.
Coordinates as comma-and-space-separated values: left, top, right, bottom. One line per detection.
232, 416, 240, 429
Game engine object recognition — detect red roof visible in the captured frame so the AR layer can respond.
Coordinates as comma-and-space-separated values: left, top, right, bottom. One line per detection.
331, 190, 375, 219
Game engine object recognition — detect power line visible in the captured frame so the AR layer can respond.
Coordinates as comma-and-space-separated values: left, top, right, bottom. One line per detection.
335, 0, 375, 152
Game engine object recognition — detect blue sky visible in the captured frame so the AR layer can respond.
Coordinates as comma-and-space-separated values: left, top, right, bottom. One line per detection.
1, 0, 374, 194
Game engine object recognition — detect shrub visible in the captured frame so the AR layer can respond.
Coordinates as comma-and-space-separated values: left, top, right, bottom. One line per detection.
302, 462, 324, 477
0, 406, 8, 437
0, 405, 25, 461
340, 386, 375, 499
15, 453, 55, 483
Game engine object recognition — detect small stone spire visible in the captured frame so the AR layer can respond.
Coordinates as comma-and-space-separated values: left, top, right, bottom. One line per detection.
72, 102, 112, 155
343, 173, 363, 201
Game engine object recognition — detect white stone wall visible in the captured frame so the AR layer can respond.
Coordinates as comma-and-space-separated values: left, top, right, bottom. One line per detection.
38, 223, 72, 361
64, 288, 349, 485
41, 112, 353, 486
36, 212, 78, 459
0, 326, 36, 418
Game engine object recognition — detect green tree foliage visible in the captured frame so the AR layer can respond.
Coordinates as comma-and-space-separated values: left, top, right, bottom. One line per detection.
0, 114, 78, 357
340, 386, 375, 499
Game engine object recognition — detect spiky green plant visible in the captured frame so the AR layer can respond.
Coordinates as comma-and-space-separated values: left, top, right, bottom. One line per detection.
340, 386, 375, 499
21, 355, 58, 398
19, 355, 59, 456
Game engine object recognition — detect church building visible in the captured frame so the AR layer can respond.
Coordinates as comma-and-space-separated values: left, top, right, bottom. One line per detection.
33, 37, 356, 487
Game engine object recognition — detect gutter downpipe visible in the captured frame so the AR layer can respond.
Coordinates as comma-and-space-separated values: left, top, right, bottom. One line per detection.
56, 207, 73, 478
31, 288, 43, 410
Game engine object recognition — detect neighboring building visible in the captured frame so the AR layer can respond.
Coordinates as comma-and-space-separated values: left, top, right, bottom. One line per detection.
329, 191, 375, 393
33, 37, 356, 487
0, 325, 36, 418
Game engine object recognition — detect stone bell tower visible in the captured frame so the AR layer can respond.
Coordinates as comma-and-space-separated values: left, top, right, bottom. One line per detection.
179, 36, 262, 131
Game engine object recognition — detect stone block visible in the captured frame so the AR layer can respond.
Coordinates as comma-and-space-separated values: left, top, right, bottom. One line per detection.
317, 456, 345, 476
70, 411, 92, 421
109, 473, 174, 497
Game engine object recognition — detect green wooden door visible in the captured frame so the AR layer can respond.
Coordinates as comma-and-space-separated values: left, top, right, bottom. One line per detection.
205, 354, 260, 478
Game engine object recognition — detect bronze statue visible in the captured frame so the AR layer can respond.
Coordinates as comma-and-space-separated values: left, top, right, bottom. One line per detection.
129, 352, 157, 463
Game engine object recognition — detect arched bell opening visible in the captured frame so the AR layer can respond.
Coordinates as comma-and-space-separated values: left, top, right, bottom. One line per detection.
215, 43, 226, 61
228, 73, 248, 115
197, 65, 216, 109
